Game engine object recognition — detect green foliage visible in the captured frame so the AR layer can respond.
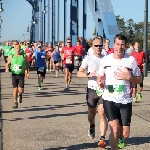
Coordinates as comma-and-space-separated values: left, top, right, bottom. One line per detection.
116, 15, 150, 49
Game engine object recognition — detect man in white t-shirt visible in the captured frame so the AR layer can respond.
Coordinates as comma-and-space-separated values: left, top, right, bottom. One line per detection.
77, 37, 107, 148
97, 34, 141, 149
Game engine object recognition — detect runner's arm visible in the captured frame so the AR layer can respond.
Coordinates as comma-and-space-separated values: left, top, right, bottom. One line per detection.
5, 56, 12, 71
25, 56, 30, 73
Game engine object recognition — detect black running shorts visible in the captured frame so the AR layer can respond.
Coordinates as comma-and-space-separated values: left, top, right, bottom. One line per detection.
86, 88, 103, 108
133, 72, 144, 88
64, 64, 74, 73
12, 74, 25, 88
36, 67, 46, 77
103, 100, 132, 126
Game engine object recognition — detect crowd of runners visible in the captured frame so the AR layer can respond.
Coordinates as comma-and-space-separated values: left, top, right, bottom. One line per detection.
0, 34, 146, 150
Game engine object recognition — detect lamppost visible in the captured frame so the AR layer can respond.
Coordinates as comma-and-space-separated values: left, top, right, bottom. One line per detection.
22, 33, 30, 41
0, 1, 4, 12
0, 16, 3, 23
143, 0, 148, 77
42, 3, 55, 46
32, 17, 43, 41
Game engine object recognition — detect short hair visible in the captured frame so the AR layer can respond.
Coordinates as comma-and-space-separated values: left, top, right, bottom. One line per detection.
114, 34, 127, 44
103, 38, 110, 43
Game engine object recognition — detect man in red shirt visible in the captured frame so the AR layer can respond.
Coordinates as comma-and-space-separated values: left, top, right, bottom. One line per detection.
61, 38, 75, 91
130, 41, 146, 102
74, 40, 85, 71
103, 38, 114, 54
24, 43, 33, 78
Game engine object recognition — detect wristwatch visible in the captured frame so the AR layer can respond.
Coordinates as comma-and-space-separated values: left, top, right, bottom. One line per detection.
86, 72, 90, 77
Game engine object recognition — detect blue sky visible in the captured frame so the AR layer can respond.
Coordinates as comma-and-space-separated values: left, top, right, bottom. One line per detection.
1, 0, 150, 42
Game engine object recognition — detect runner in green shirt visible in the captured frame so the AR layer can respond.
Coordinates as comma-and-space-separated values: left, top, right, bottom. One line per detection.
1, 41, 11, 62
6, 44, 29, 109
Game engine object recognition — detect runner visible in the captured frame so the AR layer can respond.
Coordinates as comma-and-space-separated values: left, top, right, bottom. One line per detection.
59, 42, 65, 72
24, 43, 33, 78
97, 34, 141, 149
1, 41, 11, 71
103, 38, 114, 54
33, 45, 46, 90
74, 40, 85, 71
45, 42, 54, 72
51, 44, 61, 77
61, 38, 75, 91
130, 41, 146, 102
5, 44, 29, 108
77, 37, 107, 148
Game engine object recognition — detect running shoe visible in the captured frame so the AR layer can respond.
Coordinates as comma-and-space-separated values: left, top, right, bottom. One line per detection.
64, 86, 69, 91
98, 139, 106, 148
38, 87, 42, 90
56, 74, 59, 77
18, 94, 22, 103
118, 138, 125, 149
137, 92, 142, 101
88, 125, 95, 139
46, 69, 48, 71
12, 102, 18, 109
133, 97, 138, 103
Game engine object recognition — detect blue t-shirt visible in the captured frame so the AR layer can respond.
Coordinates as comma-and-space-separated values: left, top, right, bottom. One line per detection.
53, 50, 60, 61
35, 50, 46, 67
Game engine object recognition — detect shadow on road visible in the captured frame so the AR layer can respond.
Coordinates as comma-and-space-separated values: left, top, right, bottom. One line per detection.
126, 136, 150, 146
45, 141, 101, 150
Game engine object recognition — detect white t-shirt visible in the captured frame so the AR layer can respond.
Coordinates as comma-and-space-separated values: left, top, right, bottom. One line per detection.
81, 54, 105, 90
98, 53, 141, 104
87, 47, 107, 57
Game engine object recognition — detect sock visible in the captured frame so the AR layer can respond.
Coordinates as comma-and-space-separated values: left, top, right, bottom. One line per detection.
90, 124, 95, 128
100, 136, 105, 140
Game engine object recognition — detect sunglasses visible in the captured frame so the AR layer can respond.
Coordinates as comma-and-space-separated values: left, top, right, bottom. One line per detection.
94, 45, 103, 47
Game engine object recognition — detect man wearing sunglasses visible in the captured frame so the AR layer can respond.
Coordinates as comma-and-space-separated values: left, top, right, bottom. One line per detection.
61, 38, 75, 91
77, 37, 107, 148
87, 36, 107, 57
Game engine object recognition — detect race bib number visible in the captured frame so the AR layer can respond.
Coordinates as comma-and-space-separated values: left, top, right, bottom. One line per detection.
6, 49, 9, 52
108, 84, 124, 93
66, 58, 72, 64
14, 64, 22, 71
96, 87, 104, 96
38, 67, 44, 72
26, 53, 30, 56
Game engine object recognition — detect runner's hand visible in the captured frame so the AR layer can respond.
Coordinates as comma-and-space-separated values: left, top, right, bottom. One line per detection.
97, 80, 105, 89
41, 55, 45, 58
114, 67, 131, 80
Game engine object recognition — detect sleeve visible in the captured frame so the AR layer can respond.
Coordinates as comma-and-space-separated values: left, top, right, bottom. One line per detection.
131, 58, 141, 76
61, 47, 64, 53
143, 51, 146, 59
81, 56, 89, 69
98, 58, 105, 76
73, 47, 77, 54
43, 51, 46, 56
